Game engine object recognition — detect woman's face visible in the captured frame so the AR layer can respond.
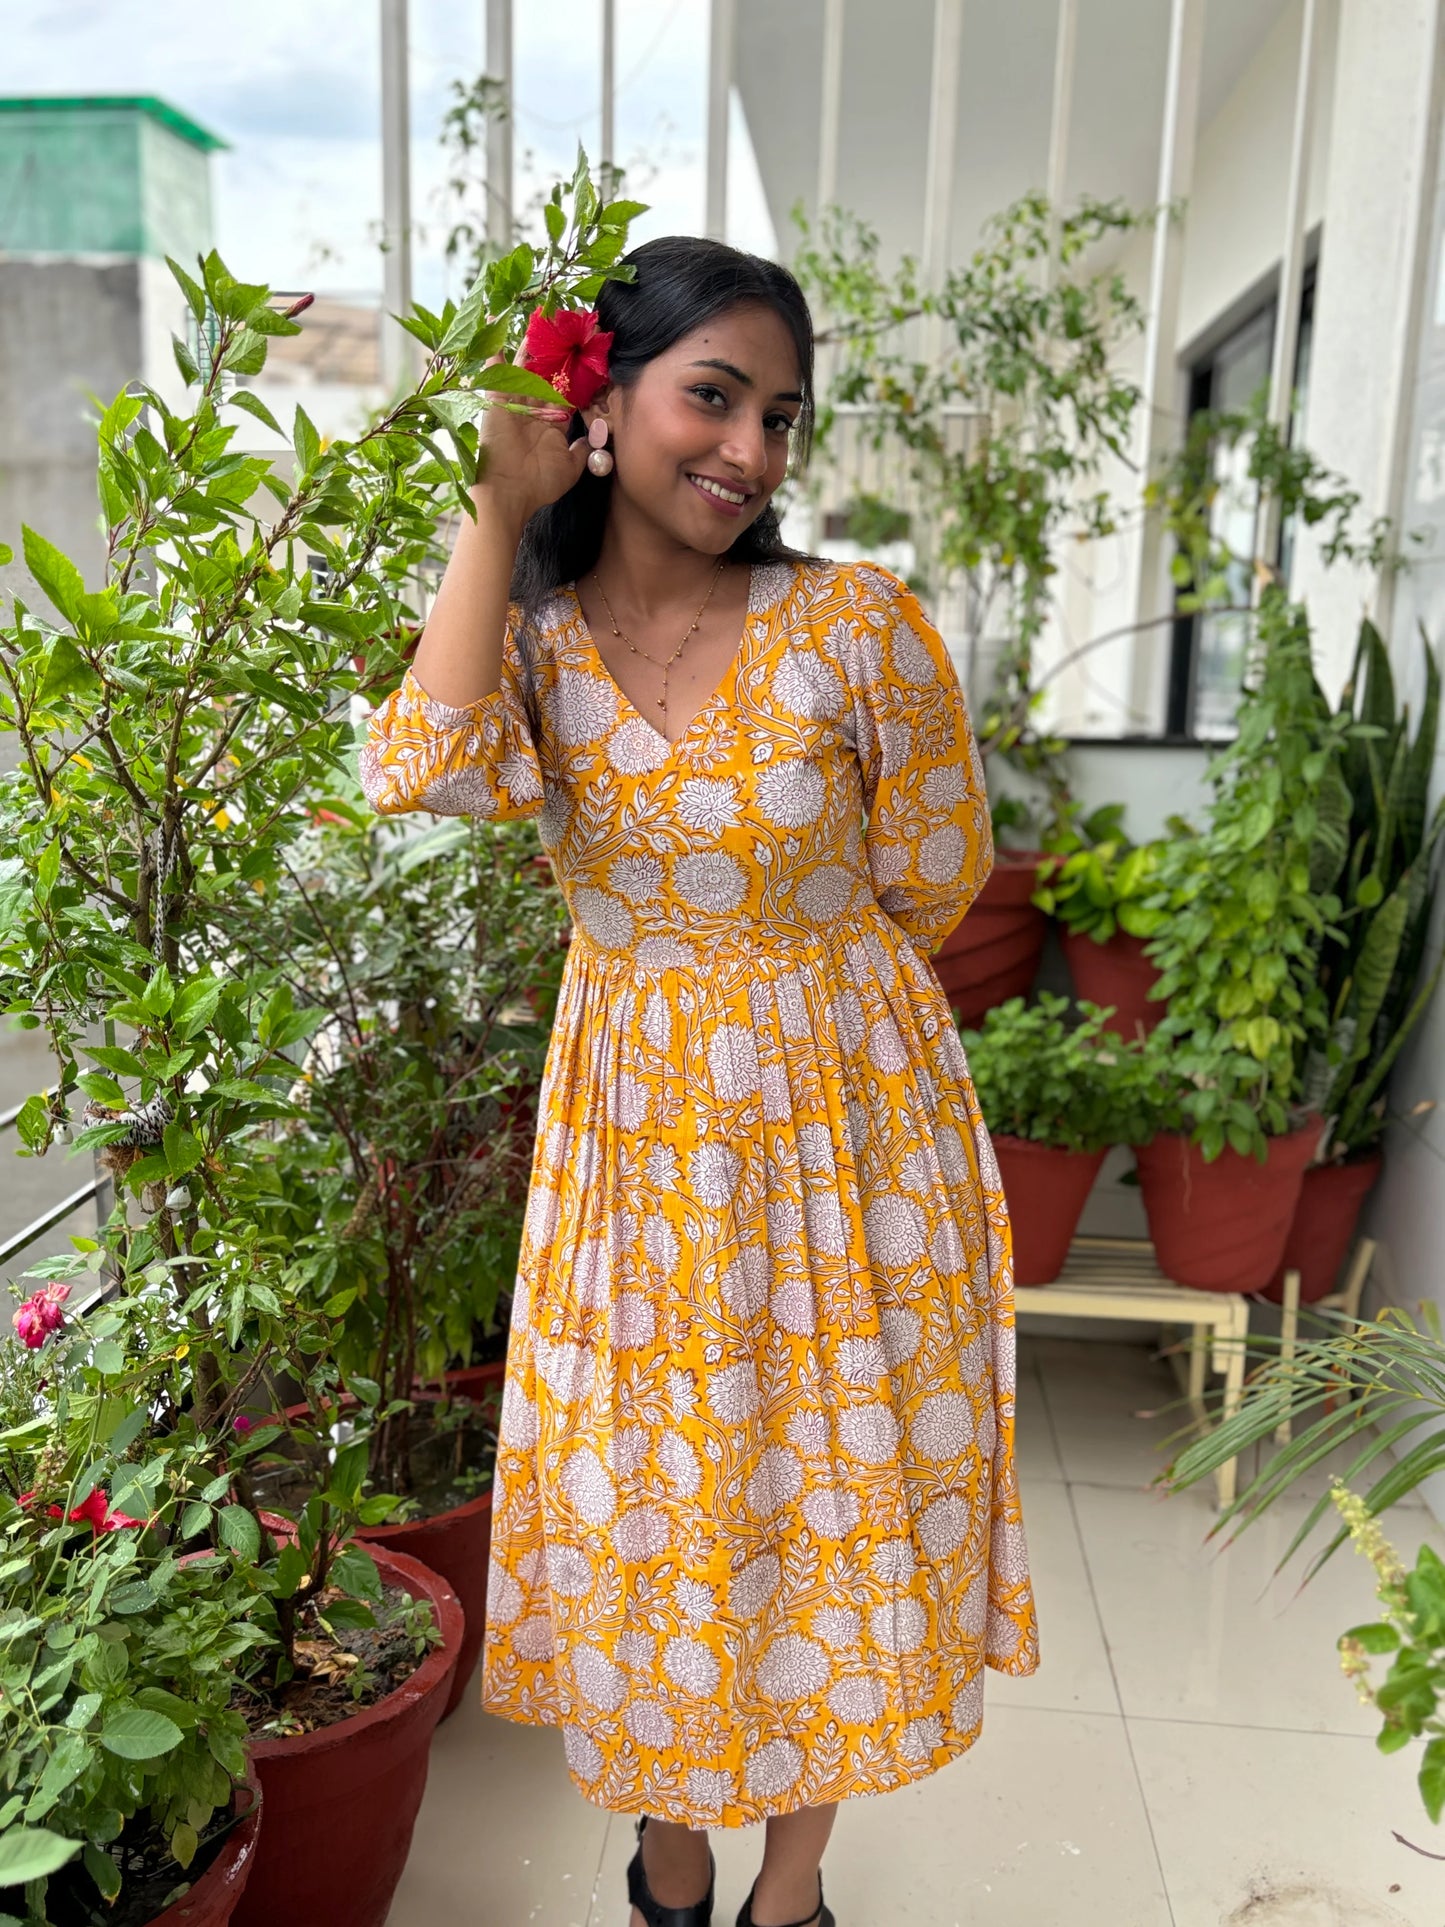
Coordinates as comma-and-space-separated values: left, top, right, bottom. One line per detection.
586, 302, 804, 555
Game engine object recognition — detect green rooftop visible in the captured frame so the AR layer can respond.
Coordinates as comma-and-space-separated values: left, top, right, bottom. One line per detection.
0, 96, 225, 261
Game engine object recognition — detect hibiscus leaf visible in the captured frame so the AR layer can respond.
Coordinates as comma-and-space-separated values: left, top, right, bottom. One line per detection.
472, 363, 568, 407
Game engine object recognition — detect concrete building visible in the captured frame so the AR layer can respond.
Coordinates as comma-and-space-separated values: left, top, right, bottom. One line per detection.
0, 96, 224, 596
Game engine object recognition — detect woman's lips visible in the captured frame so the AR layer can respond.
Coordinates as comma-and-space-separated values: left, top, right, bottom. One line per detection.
686, 472, 751, 517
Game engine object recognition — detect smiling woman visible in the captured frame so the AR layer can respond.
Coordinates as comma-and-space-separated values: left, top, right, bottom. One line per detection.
360, 233, 1037, 1927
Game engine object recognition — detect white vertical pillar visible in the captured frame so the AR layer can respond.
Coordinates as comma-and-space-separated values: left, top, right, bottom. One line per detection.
601, 0, 616, 180
706, 0, 737, 240
486, 0, 513, 253
920, 0, 965, 298
1128, 0, 1207, 729
1045, 0, 1077, 283
1259, 0, 1325, 567
817, 0, 846, 214
380, 0, 415, 391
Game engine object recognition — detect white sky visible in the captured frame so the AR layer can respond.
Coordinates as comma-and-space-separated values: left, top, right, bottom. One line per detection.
7, 1, 778, 309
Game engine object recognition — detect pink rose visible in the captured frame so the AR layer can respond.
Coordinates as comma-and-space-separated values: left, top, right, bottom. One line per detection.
13, 1283, 70, 1350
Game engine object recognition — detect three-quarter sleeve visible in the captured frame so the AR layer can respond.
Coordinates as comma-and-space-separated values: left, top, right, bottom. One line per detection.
842, 563, 993, 954
359, 613, 544, 821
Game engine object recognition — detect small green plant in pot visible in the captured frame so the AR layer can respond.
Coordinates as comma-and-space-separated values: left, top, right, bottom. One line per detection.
958, 993, 1157, 1284
1034, 803, 1174, 1037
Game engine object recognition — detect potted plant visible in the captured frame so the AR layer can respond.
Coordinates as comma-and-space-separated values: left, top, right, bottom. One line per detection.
1133, 593, 1349, 1291
0, 156, 639, 1922
1032, 804, 1171, 1037
249, 796, 564, 1718
957, 993, 1157, 1283
1270, 619, 1445, 1301
0, 1290, 265, 1927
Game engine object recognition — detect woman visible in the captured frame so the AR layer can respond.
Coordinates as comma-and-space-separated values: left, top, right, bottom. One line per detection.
361, 236, 1038, 1927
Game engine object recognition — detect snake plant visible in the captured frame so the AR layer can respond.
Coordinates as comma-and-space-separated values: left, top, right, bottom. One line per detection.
1306, 618, 1445, 1158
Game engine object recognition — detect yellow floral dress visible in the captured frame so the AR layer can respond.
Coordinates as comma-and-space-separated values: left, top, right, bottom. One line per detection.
361, 559, 1038, 1826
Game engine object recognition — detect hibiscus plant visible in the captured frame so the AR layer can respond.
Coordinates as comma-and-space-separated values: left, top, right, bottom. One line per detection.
0, 148, 641, 1908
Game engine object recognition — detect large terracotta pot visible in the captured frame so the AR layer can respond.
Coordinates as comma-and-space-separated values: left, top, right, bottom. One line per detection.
150, 1779, 262, 1927
365, 1360, 507, 1719
932, 852, 1047, 1027
1264, 1153, 1383, 1304
1135, 1118, 1322, 1293
1060, 928, 1164, 1038
993, 1135, 1107, 1285
233, 1546, 462, 1927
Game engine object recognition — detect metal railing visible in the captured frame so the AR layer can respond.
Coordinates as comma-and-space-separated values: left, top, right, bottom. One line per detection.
0, 1095, 108, 1278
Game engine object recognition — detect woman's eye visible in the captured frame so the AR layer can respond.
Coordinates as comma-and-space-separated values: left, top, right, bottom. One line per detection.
767, 415, 796, 435
691, 385, 727, 407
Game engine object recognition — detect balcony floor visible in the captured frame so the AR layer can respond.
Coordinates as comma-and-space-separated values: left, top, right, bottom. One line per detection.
387, 1334, 1433, 1927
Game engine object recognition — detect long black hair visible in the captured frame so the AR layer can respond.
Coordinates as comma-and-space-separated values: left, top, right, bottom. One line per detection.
509, 235, 816, 613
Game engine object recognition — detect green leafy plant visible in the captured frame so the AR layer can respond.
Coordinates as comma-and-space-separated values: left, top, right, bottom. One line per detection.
1161, 1302, 1445, 1827
1140, 591, 1351, 1159
0, 149, 640, 1915
958, 993, 1158, 1153
1303, 619, 1445, 1158
245, 797, 566, 1491
1032, 803, 1172, 944
794, 192, 1149, 826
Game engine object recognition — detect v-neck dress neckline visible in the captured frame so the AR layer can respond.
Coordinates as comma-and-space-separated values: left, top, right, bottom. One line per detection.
565, 562, 758, 762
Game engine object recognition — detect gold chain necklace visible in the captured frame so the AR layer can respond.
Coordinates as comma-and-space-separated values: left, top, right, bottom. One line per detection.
592, 562, 726, 721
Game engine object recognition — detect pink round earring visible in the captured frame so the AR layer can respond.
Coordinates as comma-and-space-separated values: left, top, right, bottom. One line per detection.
586, 417, 614, 476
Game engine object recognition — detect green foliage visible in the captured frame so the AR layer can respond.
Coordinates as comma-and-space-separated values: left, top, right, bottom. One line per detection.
793, 192, 1148, 829
1033, 803, 1172, 943
957, 994, 1158, 1154
1306, 621, 1445, 1157
250, 802, 567, 1489
1160, 1300, 1445, 1824
0, 151, 641, 1919
1140, 592, 1350, 1160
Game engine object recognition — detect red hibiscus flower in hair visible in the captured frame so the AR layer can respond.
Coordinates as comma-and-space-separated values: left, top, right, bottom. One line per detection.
520, 306, 613, 409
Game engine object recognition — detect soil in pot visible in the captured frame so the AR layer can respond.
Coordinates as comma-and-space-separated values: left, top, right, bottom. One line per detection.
1135, 1118, 1321, 1293
932, 853, 1047, 1028
231, 1546, 461, 1927
0, 1781, 260, 1927
1265, 1153, 1383, 1304
249, 1382, 500, 1724
1060, 929, 1164, 1038
993, 1136, 1107, 1285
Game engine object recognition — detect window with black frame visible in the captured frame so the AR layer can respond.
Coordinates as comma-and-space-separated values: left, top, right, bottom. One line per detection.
1166, 272, 1316, 738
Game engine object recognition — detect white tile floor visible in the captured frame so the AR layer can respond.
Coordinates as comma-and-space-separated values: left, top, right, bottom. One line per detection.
387, 1336, 1436, 1926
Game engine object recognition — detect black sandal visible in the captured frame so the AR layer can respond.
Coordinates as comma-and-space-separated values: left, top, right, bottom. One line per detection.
628, 1816, 717, 1927
736, 1878, 835, 1927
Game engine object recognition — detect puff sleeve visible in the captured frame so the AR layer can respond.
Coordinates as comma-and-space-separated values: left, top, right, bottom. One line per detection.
842, 564, 993, 954
359, 612, 544, 821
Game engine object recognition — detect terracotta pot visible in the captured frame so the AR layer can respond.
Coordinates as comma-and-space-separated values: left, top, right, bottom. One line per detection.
365, 1361, 507, 1719
1265, 1153, 1383, 1304
932, 852, 1047, 1027
993, 1135, 1107, 1285
232, 1545, 462, 1927
149, 1778, 262, 1927
1135, 1118, 1322, 1293
1060, 928, 1164, 1038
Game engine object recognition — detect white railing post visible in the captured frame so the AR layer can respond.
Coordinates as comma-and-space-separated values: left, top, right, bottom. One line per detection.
1045, 0, 1078, 285
921, 0, 965, 311
1128, 0, 1207, 732
380, 0, 415, 392
706, 0, 737, 241
486, 0, 514, 253
601, 0, 616, 181
817, 0, 846, 215
1259, 0, 1324, 570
